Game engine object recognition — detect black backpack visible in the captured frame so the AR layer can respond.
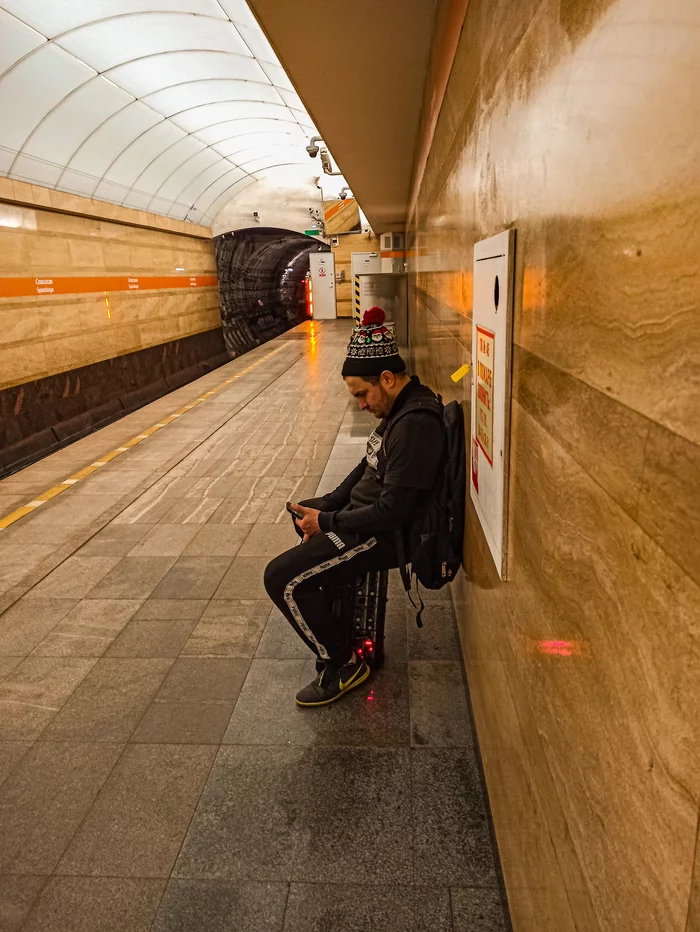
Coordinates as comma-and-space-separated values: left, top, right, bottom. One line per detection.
390, 398, 466, 625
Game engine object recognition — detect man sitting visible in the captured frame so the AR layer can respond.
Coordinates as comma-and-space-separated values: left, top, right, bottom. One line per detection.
264, 308, 444, 706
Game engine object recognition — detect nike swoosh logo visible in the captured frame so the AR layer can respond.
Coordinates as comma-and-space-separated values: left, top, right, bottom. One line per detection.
339, 665, 364, 690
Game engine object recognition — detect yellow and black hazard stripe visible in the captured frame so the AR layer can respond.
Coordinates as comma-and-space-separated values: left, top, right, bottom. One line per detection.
354, 274, 361, 323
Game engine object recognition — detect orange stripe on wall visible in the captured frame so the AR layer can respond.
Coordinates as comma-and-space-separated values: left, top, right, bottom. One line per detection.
380, 250, 406, 259
0, 275, 219, 299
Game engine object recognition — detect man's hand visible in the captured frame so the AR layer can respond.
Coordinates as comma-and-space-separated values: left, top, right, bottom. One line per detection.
292, 504, 321, 540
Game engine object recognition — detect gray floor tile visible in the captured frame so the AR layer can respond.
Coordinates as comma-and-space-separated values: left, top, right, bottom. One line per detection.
87, 557, 177, 600
150, 556, 233, 600
133, 600, 209, 621
0, 742, 122, 873
157, 658, 250, 702
213, 556, 269, 600
409, 661, 474, 748
183, 524, 251, 557
0, 599, 78, 656
0, 656, 23, 681
78, 525, 149, 557
128, 525, 200, 557
21, 877, 164, 932
31, 600, 142, 658
0, 740, 33, 788
451, 887, 508, 931
152, 879, 288, 932
0, 657, 97, 740
283, 883, 452, 932
224, 659, 410, 748
130, 699, 234, 744
292, 747, 413, 885
27, 557, 121, 599
57, 744, 216, 878
407, 604, 461, 660
412, 748, 498, 886
237, 523, 299, 557
160, 495, 224, 524
0, 876, 47, 932
106, 618, 200, 658
181, 601, 269, 658
255, 609, 315, 659
174, 745, 309, 881
40, 658, 173, 743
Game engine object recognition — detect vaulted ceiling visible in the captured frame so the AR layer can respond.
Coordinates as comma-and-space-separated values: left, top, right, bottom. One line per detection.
0, 0, 324, 226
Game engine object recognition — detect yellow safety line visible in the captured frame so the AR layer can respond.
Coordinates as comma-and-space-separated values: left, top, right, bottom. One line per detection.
0, 344, 289, 531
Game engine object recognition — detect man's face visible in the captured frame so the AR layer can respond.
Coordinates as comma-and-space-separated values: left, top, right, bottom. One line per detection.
344, 374, 394, 419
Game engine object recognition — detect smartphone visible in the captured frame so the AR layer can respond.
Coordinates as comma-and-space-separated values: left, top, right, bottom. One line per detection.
286, 501, 304, 519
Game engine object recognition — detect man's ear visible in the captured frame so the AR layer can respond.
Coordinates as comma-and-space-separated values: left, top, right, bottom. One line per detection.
380, 370, 394, 387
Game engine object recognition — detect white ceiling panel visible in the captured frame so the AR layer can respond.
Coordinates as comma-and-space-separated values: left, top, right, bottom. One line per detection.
193, 118, 303, 146
0, 44, 95, 152
213, 131, 304, 157
56, 15, 251, 72
106, 51, 269, 97
216, 0, 259, 29
0, 1, 226, 36
21, 77, 133, 166
204, 174, 256, 219
236, 25, 278, 63
194, 166, 253, 213
0, 8, 45, 75
152, 146, 220, 201
64, 101, 163, 180
0, 1, 344, 225
236, 154, 306, 173
172, 160, 245, 209
259, 61, 294, 91
143, 79, 283, 116
102, 121, 187, 186
172, 100, 294, 133
132, 134, 207, 194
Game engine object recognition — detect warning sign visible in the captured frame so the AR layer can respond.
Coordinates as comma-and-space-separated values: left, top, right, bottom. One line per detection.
475, 326, 494, 464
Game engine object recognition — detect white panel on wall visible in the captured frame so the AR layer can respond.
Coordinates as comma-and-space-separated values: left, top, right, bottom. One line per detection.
237, 155, 306, 173
120, 189, 154, 210
63, 101, 163, 180
0, 0, 225, 36
0, 45, 95, 152
91, 178, 133, 205
102, 121, 187, 187
276, 88, 306, 111
0, 9, 45, 76
143, 79, 283, 117
231, 146, 305, 167
203, 174, 256, 221
172, 101, 293, 133
10, 152, 62, 186
21, 76, 133, 166
56, 15, 251, 72
470, 229, 516, 580
107, 51, 268, 98
132, 134, 206, 194
152, 147, 220, 202
199, 118, 302, 146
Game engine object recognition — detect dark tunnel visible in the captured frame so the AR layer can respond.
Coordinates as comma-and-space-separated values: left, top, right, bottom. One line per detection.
215, 227, 330, 358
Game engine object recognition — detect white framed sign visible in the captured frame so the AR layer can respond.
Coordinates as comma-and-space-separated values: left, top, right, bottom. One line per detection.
470, 229, 515, 579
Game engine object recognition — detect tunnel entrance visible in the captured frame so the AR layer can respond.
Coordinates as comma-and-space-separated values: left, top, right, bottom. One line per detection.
215, 227, 330, 358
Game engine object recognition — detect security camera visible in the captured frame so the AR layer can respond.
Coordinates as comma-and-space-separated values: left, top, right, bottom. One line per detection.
306, 144, 319, 158
339, 191, 347, 200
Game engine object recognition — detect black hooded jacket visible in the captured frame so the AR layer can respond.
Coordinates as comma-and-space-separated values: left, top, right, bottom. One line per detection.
317, 376, 444, 537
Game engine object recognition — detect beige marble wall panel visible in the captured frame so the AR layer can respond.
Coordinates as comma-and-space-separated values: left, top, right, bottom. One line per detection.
409, 0, 700, 928
0, 200, 221, 389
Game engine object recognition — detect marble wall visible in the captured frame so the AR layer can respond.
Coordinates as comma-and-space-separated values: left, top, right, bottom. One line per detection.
0, 185, 220, 392
407, 1, 700, 930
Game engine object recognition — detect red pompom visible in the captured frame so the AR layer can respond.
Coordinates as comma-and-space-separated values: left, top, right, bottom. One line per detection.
362, 306, 385, 325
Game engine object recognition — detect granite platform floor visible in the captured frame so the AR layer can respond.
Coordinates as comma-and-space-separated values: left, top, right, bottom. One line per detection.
0, 320, 510, 932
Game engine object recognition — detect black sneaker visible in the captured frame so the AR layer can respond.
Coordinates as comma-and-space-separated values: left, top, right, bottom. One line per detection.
296, 656, 370, 707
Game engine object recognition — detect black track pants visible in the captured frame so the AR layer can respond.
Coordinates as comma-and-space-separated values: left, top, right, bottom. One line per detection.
263, 523, 398, 666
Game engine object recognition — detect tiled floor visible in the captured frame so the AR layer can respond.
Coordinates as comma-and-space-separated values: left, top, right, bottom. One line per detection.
0, 321, 510, 932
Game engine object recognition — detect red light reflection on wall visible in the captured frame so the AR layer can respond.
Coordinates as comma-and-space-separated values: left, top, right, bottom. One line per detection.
535, 640, 585, 657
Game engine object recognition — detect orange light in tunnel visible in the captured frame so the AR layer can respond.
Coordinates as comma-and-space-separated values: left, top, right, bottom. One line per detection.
306, 278, 314, 318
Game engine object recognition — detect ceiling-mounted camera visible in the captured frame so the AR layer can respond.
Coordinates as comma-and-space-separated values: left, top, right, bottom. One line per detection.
306, 143, 319, 158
